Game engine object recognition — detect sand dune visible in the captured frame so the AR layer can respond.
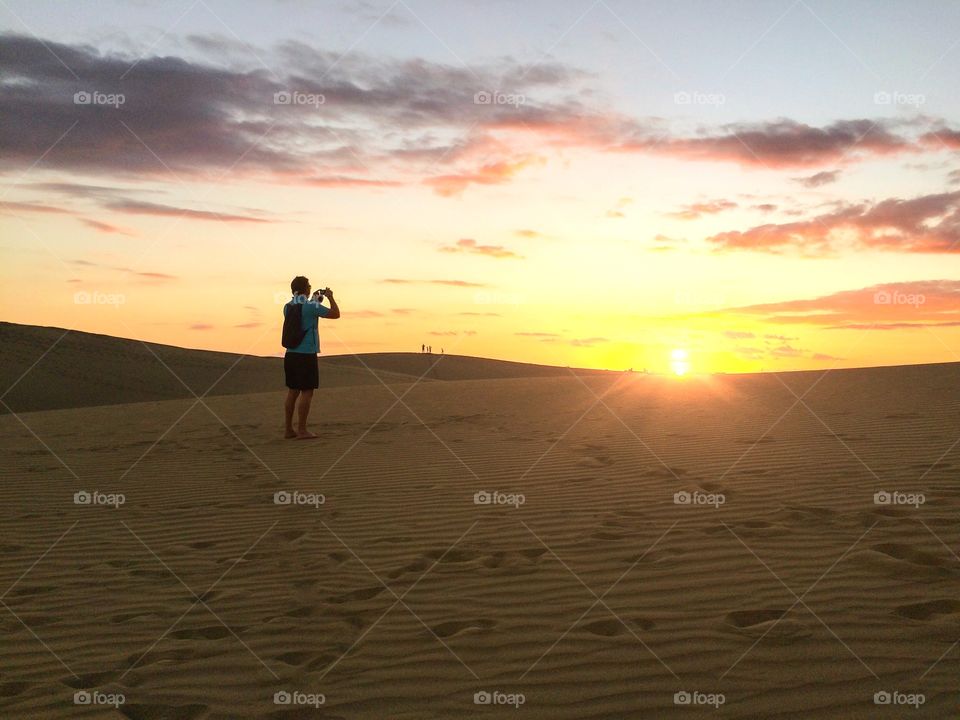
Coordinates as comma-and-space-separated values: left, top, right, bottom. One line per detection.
0, 323, 609, 414
1, 351, 958, 718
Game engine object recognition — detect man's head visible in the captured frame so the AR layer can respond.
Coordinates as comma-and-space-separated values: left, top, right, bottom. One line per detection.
291, 276, 310, 296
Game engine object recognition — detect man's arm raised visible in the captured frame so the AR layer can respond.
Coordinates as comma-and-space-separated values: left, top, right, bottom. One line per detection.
324, 288, 341, 319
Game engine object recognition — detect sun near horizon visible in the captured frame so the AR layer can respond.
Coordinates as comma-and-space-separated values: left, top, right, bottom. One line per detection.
1, 1, 958, 375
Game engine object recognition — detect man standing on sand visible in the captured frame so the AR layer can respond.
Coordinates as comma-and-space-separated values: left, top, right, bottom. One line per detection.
283, 276, 340, 439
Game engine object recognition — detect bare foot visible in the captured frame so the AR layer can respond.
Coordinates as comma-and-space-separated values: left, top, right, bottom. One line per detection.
295, 431, 319, 440
284, 430, 298, 439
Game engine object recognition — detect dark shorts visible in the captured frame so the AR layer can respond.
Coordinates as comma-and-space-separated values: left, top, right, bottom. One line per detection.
284, 352, 319, 390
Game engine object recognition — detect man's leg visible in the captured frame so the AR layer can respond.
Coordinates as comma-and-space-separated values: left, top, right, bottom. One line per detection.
284, 389, 300, 438
296, 389, 317, 439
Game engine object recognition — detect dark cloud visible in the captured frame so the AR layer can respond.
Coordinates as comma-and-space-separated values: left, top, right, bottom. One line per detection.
5, 32, 955, 199
634, 120, 913, 168
0, 33, 583, 190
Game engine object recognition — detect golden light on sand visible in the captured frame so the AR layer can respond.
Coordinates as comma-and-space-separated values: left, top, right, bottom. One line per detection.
671, 348, 689, 376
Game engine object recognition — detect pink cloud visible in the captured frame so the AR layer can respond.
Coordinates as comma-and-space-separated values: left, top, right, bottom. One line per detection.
722, 280, 960, 329
708, 190, 960, 255
424, 157, 541, 196
666, 199, 737, 220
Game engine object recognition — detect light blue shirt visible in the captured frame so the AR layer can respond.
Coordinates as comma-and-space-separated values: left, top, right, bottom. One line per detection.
283, 297, 330, 354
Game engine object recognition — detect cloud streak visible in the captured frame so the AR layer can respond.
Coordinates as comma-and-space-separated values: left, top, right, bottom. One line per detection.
708, 191, 960, 255
440, 238, 522, 259
721, 280, 960, 329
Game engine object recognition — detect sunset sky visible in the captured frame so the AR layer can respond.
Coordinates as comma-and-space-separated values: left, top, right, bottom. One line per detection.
2, 0, 958, 374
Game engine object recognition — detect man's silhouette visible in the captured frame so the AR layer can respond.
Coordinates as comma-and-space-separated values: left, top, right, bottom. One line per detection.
283, 276, 340, 439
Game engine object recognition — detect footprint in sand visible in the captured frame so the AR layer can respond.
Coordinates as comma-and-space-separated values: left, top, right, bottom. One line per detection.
327, 586, 385, 604
0, 681, 30, 698
481, 552, 506, 569
187, 540, 217, 550
386, 555, 431, 579
582, 617, 655, 637
170, 625, 233, 641
895, 599, 960, 621
866, 543, 953, 575
519, 547, 548, 561
274, 650, 314, 666
574, 443, 616, 468
283, 606, 313, 619
6, 584, 57, 598
111, 611, 161, 625
389, 547, 484, 578
725, 608, 811, 640
124, 646, 197, 670
62, 671, 116, 690
277, 529, 307, 543
704, 519, 786, 537
427, 547, 481, 563
578, 455, 616, 468
432, 618, 495, 638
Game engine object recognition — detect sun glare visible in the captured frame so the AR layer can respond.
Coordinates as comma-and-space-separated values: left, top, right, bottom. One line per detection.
671, 348, 689, 376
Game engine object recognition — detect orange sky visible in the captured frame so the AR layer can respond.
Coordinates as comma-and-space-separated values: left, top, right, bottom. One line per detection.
1, 2, 959, 374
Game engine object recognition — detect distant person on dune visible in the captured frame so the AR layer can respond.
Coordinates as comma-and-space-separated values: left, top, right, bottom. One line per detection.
281, 276, 340, 439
